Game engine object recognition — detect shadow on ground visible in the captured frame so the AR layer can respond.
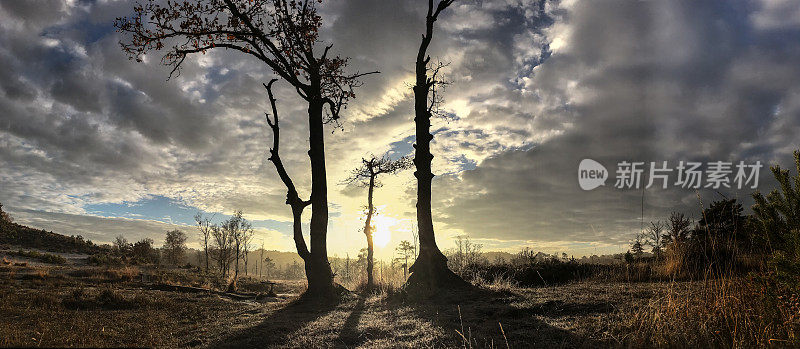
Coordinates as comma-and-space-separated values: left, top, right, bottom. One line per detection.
207, 286, 615, 348
207, 296, 342, 348
400, 287, 611, 348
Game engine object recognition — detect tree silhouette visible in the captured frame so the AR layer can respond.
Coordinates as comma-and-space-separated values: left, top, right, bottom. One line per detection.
115, 0, 375, 296
163, 229, 188, 265
342, 155, 412, 287
752, 150, 800, 256
664, 212, 691, 248
645, 221, 667, 258
405, 0, 468, 292
394, 240, 416, 279
0, 203, 12, 224
195, 213, 214, 273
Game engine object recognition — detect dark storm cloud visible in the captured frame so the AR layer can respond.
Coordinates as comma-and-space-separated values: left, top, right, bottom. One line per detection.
435, 0, 800, 244
1, 0, 799, 251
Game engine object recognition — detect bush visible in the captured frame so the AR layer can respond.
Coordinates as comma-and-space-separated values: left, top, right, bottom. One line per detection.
61, 286, 150, 310
463, 258, 621, 287
8, 250, 67, 265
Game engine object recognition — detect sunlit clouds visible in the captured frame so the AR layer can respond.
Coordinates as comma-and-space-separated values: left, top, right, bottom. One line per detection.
1, 0, 800, 258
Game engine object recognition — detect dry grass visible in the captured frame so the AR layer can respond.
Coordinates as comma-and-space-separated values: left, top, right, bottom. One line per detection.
615, 275, 800, 347
1, 258, 797, 348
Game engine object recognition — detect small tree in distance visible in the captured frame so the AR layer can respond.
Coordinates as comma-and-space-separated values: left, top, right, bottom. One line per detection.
163, 229, 188, 265
645, 221, 667, 258
342, 154, 412, 287
395, 240, 416, 279
195, 213, 214, 273
0, 203, 12, 224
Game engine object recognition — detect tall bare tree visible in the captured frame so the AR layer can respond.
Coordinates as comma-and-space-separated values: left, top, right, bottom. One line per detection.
405, 0, 467, 291
342, 155, 412, 287
116, 0, 375, 296
242, 221, 255, 276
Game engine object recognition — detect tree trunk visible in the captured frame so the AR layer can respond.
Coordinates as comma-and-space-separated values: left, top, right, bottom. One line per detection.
305, 89, 334, 296
365, 174, 376, 287
233, 241, 240, 290
405, 0, 467, 292
204, 241, 209, 274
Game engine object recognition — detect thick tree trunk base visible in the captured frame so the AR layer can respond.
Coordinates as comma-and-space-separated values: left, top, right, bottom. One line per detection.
300, 282, 352, 303
403, 251, 471, 296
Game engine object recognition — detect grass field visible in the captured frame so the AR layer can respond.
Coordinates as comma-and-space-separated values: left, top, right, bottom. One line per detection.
4, 242, 800, 348
5, 248, 776, 348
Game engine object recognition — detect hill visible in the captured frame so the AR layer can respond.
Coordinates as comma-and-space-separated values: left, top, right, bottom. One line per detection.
0, 219, 103, 254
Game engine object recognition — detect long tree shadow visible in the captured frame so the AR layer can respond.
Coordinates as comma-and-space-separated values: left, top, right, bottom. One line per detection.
335, 297, 366, 346
207, 296, 341, 348
399, 286, 613, 348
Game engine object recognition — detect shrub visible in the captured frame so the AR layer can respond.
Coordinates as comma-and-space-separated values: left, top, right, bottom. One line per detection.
8, 250, 66, 265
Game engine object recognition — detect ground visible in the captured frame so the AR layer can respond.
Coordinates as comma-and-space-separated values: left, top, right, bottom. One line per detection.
0, 247, 699, 348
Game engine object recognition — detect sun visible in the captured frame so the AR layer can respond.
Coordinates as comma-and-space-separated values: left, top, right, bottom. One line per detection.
372, 215, 393, 248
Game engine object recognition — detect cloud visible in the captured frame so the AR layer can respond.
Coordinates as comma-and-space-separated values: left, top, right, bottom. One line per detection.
432, 0, 800, 247
1, 0, 799, 257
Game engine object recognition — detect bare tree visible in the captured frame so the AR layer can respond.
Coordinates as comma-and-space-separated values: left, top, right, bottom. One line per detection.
195, 213, 214, 273
645, 221, 667, 257
342, 155, 411, 287
221, 210, 252, 291
259, 240, 265, 278
242, 222, 255, 276
211, 223, 235, 280
113, 235, 132, 254
116, 0, 375, 297
664, 212, 692, 248
405, 0, 467, 291
449, 235, 483, 274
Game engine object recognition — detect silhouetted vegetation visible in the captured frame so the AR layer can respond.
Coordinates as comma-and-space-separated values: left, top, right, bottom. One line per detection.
162, 229, 188, 265
116, 0, 375, 298
406, 0, 466, 294
342, 154, 412, 287
0, 216, 101, 255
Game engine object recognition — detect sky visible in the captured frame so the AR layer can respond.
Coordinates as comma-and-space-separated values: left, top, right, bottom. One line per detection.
1, 0, 800, 259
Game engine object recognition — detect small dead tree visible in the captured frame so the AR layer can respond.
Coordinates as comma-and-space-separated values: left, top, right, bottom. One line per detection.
242, 222, 255, 276
664, 212, 692, 248
645, 221, 668, 257
195, 213, 214, 273
342, 155, 412, 287
211, 223, 235, 279
224, 210, 251, 291
259, 240, 265, 278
